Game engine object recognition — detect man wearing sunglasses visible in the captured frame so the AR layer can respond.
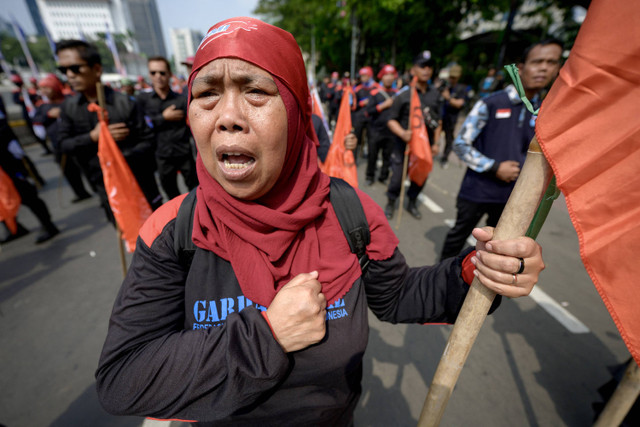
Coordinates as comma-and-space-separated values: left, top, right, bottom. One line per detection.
56, 40, 163, 223
137, 56, 198, 200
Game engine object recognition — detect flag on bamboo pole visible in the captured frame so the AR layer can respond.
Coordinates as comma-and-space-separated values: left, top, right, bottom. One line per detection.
105, 23, 126, 76
87, 103, 151, 252
10, 16, 39, 78
0, 167, 21, 234
320, 85, 358, 187
43, 23, 58, 62
407, 76, 433, 186
311, 86, 330, 136
535, 0, 640, 365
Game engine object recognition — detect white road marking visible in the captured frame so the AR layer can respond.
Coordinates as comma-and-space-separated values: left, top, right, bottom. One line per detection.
141, 419, 172, 427
418, 193, 444, 213
444, 218, 476, 246
528, 287, 590, 333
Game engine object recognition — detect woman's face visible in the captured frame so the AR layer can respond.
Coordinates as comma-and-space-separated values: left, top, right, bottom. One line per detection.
189, 58, 288, 200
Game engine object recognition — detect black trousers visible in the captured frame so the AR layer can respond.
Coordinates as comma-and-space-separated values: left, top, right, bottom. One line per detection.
157, 155, 198, 200
366, 130, 393, 181
13, 177, 55, 230
440, 197, 505, 260
386, 139, 424, 202
441, 114, 458, 161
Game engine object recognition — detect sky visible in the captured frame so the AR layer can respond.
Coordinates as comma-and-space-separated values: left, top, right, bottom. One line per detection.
1, 0, 260, 56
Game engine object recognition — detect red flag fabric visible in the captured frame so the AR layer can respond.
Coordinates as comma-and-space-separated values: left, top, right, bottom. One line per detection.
87, 103, 152, 252
0, 167, 21, 234
407, 77, 433, 186
320, 85, 358, 187
535, 0, 640, 365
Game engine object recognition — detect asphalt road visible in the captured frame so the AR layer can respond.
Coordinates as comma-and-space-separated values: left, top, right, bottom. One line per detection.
0, 135, 630, 427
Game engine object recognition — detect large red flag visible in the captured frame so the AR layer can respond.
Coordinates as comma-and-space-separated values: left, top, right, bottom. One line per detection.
87, 103, 152, 252
407, 77, 433, 186
320, 85, 358, 187
535, 0, 640, 365
0, 166, 21, 234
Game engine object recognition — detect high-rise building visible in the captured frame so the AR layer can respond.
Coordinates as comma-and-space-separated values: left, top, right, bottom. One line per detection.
25, 0, 46, 36
34, 0, 166, 57
125, 0, 166, 57
169, 28, 202, 77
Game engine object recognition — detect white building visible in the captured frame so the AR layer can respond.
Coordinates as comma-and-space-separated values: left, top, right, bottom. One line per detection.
34, 0, 166, 57
169, 27, 202, 77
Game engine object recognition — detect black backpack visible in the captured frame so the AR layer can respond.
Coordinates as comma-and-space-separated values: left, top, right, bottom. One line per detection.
174, 177, 371, 273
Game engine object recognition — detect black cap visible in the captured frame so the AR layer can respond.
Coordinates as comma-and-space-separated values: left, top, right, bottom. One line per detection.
413, 50, 434, 68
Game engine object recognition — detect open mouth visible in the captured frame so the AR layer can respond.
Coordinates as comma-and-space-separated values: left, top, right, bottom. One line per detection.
222, 152, 256, 169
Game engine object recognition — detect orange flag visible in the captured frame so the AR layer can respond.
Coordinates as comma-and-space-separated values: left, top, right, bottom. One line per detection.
320, 85, 358, 188
535, 0, 640, 365
0, 167, 21, 234
407, 77, 433, 186
87, 103, 152, 252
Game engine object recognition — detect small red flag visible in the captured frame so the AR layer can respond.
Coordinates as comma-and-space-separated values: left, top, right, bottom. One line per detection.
88, 103, 152, 252
0, 167, 21, 234
320, 85, 358, 188
407, 77, 433, 186
535, 0, 640, 365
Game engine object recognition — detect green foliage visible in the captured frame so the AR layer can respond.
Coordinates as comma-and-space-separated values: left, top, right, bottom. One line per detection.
253, 0, 585, 80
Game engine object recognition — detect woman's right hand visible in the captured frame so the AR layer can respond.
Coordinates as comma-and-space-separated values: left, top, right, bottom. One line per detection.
266, 271, 326, 353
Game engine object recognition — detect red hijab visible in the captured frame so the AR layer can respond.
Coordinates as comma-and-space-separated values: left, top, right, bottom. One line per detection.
189, 17, 397, 307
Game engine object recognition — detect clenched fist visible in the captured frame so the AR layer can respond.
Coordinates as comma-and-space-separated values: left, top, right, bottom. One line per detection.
265, 271, 327, 353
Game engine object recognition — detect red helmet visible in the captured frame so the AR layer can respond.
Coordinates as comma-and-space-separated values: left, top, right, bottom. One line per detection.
358, 66, 373, 77
377, 64, 398, 80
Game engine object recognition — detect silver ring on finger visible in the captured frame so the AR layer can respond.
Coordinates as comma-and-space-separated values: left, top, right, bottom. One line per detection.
512, 274, 518, 284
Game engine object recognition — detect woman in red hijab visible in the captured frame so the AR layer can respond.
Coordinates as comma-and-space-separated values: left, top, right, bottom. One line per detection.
96, 17, 544, 425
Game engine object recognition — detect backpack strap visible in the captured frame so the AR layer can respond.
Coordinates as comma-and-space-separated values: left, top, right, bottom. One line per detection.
329, 177, 371, 272
174, 188, 198, 269
173, 179, 372, 273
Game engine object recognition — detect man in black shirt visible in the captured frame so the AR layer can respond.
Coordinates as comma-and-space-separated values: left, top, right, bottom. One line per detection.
138, 56, 197, 200
56, 40, 163, 223
385, 51, 443, 220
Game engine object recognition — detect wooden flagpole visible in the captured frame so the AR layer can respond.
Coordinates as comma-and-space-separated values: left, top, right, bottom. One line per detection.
96, 82, 128, 278
593, 359, 640, 427
417, 136, 553, 426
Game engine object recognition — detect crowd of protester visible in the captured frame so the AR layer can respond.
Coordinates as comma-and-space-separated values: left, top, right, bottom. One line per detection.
1, 35, 561, 262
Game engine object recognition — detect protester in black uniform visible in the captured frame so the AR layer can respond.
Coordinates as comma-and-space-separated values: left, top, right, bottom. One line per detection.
0, 112, 59, 244
365, 64, 398, 185
32, 74, 92, 203
439, 64, 468, 168
138, 56, 198, 200
385, 51, 443, 220
96, 18, 545, 425
352, 66, 376, 159
56, 40, 163, 223
10, 73, 53, 155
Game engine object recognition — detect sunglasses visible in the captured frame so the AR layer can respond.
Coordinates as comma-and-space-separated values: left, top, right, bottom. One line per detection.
150, 70, 167, 76
57, 64, 87, 75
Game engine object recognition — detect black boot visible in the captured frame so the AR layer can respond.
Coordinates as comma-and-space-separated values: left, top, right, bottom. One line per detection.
384, 199, 395, 220
1, 222, 30, 243
406, 199, 422, 220
35, 223, 60, 244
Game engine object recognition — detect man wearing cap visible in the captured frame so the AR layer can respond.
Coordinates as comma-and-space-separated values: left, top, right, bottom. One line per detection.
365, 64, 398, 185
384, 51, 443, 220
440, 39, 562, 260
180, 56, 195, 93
137, 56, 198, 200
439, 64, 468, 168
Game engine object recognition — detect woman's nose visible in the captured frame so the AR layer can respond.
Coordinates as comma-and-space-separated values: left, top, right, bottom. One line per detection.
216, 93, 248, 132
